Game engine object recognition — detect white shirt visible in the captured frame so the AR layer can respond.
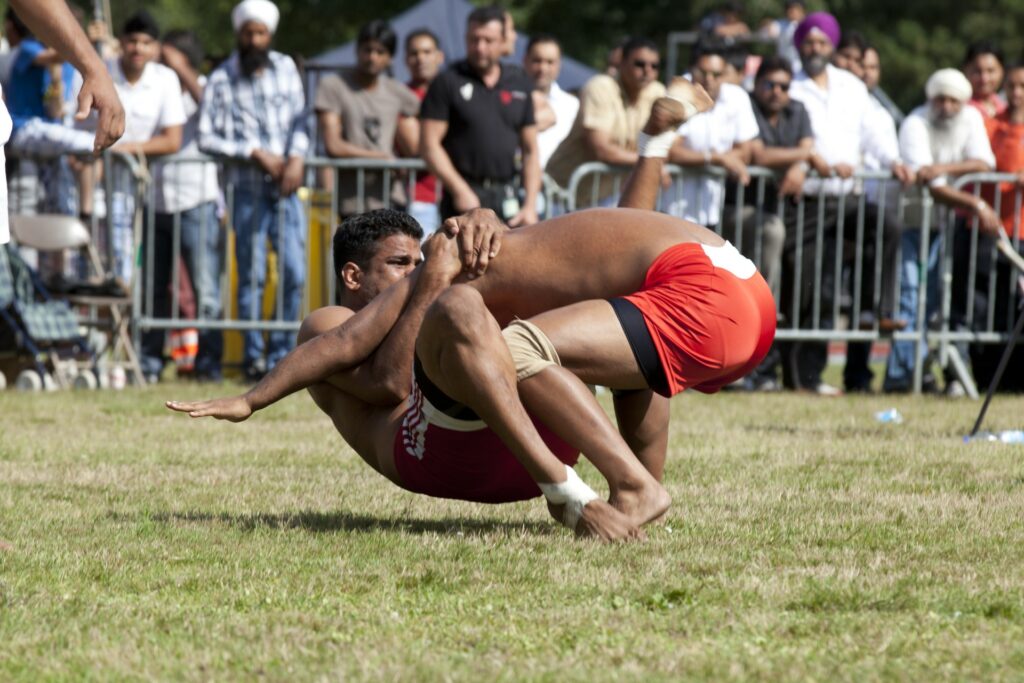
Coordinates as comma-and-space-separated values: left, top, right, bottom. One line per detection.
112, 60, 187, 144
899, 103, 995, 225
153, 77, 221, 214
0, 85, 12, 244
537, 82, 579, 169
790, 64, 898, 195
663, 82, 759, 225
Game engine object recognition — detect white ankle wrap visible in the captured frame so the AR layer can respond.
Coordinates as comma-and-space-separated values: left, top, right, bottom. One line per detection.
637, 130, 677, 158
538, 465, 600, 531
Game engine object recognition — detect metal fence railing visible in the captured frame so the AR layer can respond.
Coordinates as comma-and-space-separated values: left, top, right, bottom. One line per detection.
8, 152, 1024, 393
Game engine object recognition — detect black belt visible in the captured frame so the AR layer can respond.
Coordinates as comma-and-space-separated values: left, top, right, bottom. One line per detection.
413, 356, 481, 421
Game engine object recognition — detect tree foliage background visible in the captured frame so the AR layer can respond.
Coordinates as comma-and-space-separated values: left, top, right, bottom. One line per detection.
70, 0, 1024, 112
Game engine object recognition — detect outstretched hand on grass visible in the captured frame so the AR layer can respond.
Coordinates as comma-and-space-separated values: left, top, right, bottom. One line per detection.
166, 395, 253, 422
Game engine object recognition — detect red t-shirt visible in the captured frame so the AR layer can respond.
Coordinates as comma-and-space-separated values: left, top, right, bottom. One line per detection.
408, 83, 439, 204
983, 112, 1024, 238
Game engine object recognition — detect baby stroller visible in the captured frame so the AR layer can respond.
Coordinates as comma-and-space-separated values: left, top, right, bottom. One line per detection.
0, 240, 98, 390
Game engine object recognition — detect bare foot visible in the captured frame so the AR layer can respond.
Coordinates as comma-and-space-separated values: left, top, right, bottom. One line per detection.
548, 500, 644, 542
609, 478, 671, 527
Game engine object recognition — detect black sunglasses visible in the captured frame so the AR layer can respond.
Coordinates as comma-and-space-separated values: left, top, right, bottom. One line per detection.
632, 59, 660, 71
760, 80, 790, 92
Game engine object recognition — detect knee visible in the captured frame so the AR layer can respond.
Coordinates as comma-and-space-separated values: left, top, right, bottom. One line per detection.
424, 285, 487, 336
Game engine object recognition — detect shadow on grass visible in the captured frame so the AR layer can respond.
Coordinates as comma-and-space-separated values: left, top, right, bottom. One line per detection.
110, 509, 557, 537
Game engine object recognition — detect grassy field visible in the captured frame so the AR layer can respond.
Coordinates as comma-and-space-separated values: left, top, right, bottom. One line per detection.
2, 382, 1024, 681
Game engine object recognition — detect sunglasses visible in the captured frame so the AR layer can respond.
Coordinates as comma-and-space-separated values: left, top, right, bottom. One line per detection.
632, 59, 660, 71
760, 80, 790, 92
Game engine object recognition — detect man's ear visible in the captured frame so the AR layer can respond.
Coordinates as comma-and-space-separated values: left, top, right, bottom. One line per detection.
340, 262, 362, 292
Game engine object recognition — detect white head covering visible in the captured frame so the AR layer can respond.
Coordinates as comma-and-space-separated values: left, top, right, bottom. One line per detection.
925, 68, 973, 102
232, 0, 280, 34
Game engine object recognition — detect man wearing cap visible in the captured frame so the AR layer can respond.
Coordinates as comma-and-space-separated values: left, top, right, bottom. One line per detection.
105, 11, 186, 287
883, 68, 998, 393
784, 11, 912, 394
198, 0, 309, 381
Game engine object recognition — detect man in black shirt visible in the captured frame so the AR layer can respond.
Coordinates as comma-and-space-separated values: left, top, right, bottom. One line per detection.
420, 5, 540, 226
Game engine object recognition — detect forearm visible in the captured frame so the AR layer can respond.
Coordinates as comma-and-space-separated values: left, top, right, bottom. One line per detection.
175, 69, 204, 103
243, 276, 417, 411
934, 160, 993, 177
590, 141, 639, 166
930, 185, 985, 212
521, 147, 541, 206
12, 0, 105, 78
423, 139, 473, 197
325, 137, 390, 159
130, 129, 182, 157
368, 267, 454, 399
668, 144, 715, 167
754, 146, 809, 168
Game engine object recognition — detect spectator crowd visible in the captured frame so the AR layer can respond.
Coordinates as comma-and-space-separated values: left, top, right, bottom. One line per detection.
3, 0, 1024, 393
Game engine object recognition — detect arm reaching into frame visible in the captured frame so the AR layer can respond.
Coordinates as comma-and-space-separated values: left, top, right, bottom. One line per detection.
10, 0, 125, 152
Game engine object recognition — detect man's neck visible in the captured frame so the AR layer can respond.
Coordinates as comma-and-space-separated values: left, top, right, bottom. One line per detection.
476, 62, 501, 88
1009, 107, 1024, 125
409, 78, 429, 91
120, 60, 144, 85
810, 68, 829, 90
620, 80, 641, 104
354, 70, 379, 90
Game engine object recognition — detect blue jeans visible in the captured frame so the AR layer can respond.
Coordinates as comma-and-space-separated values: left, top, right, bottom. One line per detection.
232, 186, 306, 370
884, 227, 941, 390
141, 201, 224, 377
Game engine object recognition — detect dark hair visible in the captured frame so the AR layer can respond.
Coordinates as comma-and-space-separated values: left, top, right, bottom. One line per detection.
405, 28, 440, 53
333, 210, 424, 276
122, 9, 160, 39
692, 38, 726, 62
784, 0, 806, 7
467, 5, 506, 32
357, 20, 397, 55
162, 29, 205, 70
755, 55, 793, 81
527, 33, 560, 54
963, 40, 1005, 68
621, 36, 659, 61
4, 10, 30, 39
837, 30, 868, 55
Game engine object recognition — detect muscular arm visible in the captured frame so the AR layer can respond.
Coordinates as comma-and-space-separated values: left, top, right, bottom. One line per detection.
395, 116, 420, 157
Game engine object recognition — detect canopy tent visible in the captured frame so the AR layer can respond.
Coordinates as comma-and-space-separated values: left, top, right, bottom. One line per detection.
308, 0, 598, 92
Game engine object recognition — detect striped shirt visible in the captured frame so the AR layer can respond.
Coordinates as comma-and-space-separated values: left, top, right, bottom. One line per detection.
198, 50, 309, 185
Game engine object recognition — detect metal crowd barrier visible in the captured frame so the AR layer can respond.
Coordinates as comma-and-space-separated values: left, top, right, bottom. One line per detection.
934, 173, 1024, 394
12, 151, 1022, 393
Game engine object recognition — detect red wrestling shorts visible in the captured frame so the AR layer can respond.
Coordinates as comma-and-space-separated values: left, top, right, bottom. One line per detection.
622, 241, 776, 396
393, 378, 580, 504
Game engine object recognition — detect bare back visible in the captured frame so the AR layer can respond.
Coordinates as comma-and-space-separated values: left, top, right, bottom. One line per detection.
468, 208, 724, 322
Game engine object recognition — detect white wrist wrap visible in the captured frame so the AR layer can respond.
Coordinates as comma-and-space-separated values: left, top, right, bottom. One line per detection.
667, 94, 700, 120
637, 130, 678, 158
538, 465, 600, 531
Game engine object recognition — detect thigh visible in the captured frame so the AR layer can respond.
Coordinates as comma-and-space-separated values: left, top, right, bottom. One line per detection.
527, 299, 647, 390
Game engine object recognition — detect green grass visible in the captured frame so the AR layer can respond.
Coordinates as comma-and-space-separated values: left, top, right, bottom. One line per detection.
2, 383, 1024, 681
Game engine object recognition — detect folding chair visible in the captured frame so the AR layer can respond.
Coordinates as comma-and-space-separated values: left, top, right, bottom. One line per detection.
10, 213, 146, 387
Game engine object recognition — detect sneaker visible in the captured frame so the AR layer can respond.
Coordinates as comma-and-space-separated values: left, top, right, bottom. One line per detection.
752, 377, 780, 392
945, 379, 967, 398
814, 382, 843, 397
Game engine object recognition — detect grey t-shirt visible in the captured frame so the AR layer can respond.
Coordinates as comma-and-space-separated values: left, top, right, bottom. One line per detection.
315, 69, 420, 213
